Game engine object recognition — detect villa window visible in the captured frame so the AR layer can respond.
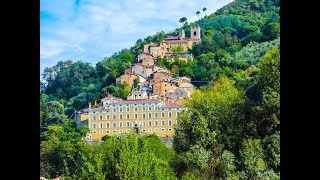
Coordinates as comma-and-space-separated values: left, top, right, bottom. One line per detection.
120, 114, 122, 119
143, 121, 146, 127
119, 122, 123, 128
135, 114, 138, 119
113, 122, 116, 128
99, 123, 103, 128
113, 114, 116, 119
143, 113, 146, 118
162, 121, 165, 126
168, 128, 172, 132
93, 123, 96, 128
149, 113, 152, 118
127, 114, 130, 119
99, 130, 103, 134
93, 115, 96, 120
99, 114, 103, 120
107, 114, 109, 120
161, 112, 165, 118
168, 112, 172, 118
149, 121, 152, 126
106, 123, 110, 128
168, 120, 172, 126
155, 120, 158, 126
126, 122, 130, 127
155, 112, 158, 118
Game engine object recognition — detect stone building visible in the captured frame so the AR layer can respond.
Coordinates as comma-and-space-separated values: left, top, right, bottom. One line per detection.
127, 84, 149, 100
165, 87, 191, 102
151, 80, 177, 96
87, 99, 184, 140
143, 26, 201, 59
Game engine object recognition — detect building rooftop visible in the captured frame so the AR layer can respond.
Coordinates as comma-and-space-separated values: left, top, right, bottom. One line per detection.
148, 43, 159, 47
109, 99, 160, 105
163, 39, 190, 44
165, 36, 180, 40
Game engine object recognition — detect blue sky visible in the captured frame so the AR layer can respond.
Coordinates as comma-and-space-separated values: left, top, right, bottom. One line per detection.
40, 0, 232, 77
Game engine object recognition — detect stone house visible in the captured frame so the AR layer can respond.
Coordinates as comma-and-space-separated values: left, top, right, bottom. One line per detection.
143, 26, 201, 59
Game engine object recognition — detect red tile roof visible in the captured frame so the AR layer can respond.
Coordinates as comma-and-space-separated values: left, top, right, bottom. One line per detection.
109, 99, 160, 105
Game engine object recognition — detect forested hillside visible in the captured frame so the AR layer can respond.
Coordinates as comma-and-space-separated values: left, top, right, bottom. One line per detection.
40, 0, 280, 179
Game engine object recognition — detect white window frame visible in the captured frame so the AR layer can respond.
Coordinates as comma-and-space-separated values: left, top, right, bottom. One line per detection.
148, 128, 152, 132
162, 121, 165, 126
161, 112, 165, 118
148, 120, 152, 127
126, 121, 130, 127
148, 113, 152, 118
168, 120, 172, 126
119, 122, 123, 128
155, 112, 158, 118
113, 122, 116, 128
143, 113, 146, 119
107, 114, 110, 120
99, 130, 103, 134
113, 114, 116, 119
154, 120, 158, 126
168, 112, 172, 118
119, 130, 123, 133
93, 123, 96, 128
135, 113, 138, 119
93, 115, 96, 120
99, 123, 103, 128
154, 128, 158, 132
106, 122, 110, 128
99, 114, 103, 120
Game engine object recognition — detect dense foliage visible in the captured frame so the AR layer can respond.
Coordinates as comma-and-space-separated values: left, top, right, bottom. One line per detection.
40, 0, 280, 178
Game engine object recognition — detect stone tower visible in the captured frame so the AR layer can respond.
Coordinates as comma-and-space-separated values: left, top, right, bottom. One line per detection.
178, 29, 185, 39
190, 26, 201, 40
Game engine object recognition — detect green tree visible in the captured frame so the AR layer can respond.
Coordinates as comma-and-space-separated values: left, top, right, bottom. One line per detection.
196, 11, 201, 20
179, 17, 188, 26
202, 7, 207, 16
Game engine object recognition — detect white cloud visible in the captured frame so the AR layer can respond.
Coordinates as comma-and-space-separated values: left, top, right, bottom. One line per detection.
40, 0, 232, 76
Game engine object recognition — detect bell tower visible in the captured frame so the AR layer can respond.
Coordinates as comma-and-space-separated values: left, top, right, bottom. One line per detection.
178, 29, 185, 39
190, 26, 201, 40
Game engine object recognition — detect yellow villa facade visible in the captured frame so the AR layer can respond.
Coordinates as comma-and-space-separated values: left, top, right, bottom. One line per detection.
87, 99, 184, 140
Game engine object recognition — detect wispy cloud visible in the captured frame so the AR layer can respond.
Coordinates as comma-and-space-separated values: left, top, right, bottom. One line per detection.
40, 0, 232, 75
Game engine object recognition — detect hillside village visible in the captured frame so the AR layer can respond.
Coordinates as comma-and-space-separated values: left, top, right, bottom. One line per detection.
76, 26, 201, 140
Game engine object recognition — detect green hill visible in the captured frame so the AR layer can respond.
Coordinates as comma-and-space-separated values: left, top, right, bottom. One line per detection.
41, 0, 280, 116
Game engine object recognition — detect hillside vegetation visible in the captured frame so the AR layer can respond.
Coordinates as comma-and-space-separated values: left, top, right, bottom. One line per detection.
40, 0, 280, 179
